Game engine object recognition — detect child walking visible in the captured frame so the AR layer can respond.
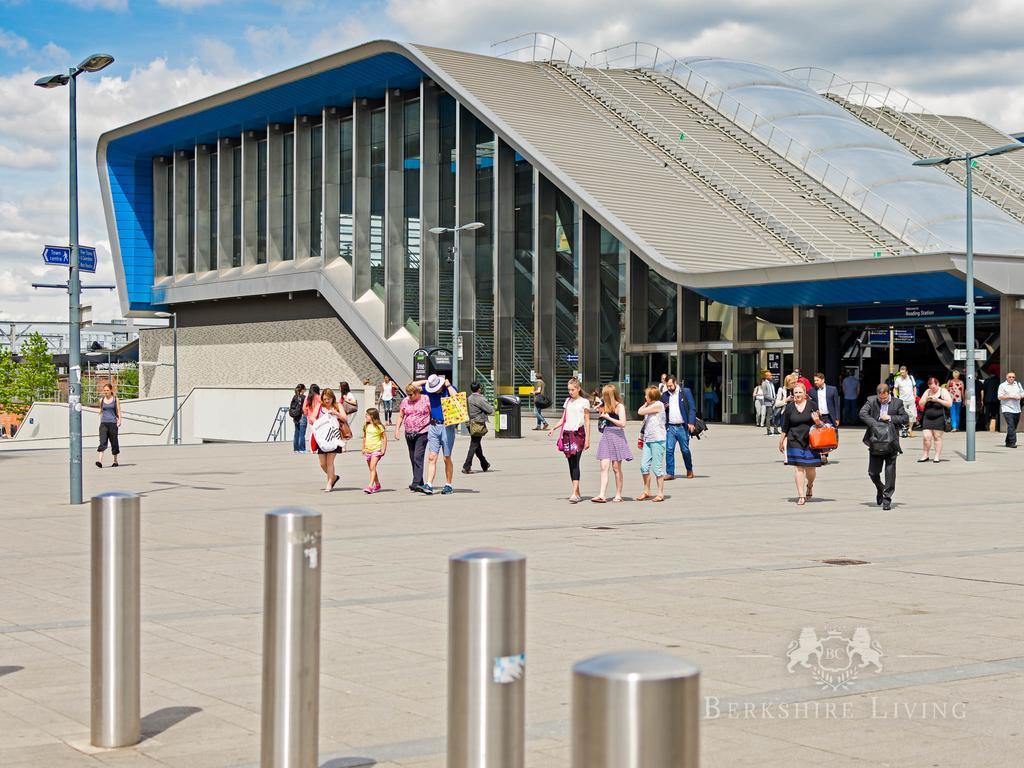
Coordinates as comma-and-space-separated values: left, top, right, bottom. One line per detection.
362, 407, 387, 493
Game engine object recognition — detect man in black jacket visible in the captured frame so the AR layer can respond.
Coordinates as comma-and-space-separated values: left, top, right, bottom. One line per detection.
859, 383, 909, 510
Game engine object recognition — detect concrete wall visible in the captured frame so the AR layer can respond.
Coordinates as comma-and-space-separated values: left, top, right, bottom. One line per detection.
140, 315, 385, 398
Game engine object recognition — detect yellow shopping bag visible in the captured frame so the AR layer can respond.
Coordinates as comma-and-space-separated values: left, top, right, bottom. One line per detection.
441, 392, 469, 426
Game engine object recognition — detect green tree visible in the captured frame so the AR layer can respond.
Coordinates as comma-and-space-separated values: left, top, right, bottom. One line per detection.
118, 364, 139, 398
0, 344, 16, 414
13, 332, 58, 412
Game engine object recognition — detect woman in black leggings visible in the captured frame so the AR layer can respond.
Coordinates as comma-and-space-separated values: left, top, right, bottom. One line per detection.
548, 377, 591, 502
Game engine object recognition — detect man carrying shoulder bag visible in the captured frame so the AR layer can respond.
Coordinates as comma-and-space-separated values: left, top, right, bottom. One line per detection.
859, 383, 909, 511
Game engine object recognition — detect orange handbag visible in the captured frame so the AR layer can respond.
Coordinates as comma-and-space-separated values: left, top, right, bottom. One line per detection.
809, 425, 838, 450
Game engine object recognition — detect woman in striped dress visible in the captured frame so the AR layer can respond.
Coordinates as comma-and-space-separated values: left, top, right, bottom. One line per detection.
778, 382, 825, 505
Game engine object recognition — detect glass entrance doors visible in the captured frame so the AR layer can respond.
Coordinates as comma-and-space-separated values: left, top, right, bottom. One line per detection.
681, 351, 759, 423
623, 352, 677, 414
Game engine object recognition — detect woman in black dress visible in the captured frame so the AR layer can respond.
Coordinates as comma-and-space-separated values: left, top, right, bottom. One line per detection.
918, 377, 952, 463
778, 383, 825, 505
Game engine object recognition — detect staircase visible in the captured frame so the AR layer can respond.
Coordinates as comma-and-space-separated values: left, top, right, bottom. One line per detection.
788, 67, 1024, 225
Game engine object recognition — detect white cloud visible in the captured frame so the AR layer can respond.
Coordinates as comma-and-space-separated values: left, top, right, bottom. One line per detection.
0, 28, 29, 54
40, 42, 71, 62
0, 144, 56, 169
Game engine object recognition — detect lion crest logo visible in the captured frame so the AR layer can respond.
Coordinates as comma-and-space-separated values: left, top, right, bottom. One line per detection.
785, 626, 883, 690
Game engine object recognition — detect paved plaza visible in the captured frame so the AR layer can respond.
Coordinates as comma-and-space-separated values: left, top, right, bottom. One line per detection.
1, 424, 1022, 767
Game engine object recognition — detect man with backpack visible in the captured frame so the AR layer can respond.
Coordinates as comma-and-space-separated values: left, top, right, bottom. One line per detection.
289, 384, 307, 453
859, 383, 909, 511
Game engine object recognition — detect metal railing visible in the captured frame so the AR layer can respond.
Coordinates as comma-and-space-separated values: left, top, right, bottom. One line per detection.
587, 41, 956, 255
787, 66, 1024, 225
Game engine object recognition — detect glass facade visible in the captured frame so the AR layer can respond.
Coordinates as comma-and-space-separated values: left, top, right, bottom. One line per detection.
257, 138, 267, 264
282, 131, 294, 260
209, 150, 217, 269
187, 157, 195, 273
231, 146, 241, 267
310, 123, 322, 259
403, 99, 421, 334
554, 190, 578, 393
512, 155, 534, 390
164, 164, 174, 276
369, 108, 385, 297
437, 93, 456, 348
473, 117, 495, 384
599, 227, 626, 383
339, 117, 353, 264
648, 267, 677, 344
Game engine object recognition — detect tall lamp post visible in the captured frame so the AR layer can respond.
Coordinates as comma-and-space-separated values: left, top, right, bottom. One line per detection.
35, 53, 115, 505
913, 141, 1024, 462
427, 221, 485, 390
153, 312, 179, 445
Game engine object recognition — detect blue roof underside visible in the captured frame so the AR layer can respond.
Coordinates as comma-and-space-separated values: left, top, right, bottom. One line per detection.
107, 52, 423, 311
697, 271, 984, 308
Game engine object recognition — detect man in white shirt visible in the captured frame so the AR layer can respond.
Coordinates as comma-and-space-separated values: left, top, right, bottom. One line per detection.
893, 366, 917, 438
997, 371, 1023, 448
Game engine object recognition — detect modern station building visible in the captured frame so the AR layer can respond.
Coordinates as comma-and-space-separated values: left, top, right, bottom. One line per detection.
99, 34, 1024, 421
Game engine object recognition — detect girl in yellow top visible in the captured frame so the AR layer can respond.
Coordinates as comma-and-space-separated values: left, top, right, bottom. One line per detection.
362, 407, 387, 494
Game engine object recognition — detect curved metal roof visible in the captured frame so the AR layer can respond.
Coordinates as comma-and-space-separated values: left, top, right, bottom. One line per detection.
682, 57, 1024, 254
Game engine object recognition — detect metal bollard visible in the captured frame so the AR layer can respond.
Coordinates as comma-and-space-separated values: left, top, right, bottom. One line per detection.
91, 491, 141, 748
572, 650, 700, 768
260, 508, 322, 768
447, 548, 526, 768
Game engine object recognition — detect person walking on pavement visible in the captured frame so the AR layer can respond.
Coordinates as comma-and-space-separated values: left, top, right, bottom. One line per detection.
289, 384, 307, 453
379, 375, 396, 425
532, 373, 550, 430
753, 371, 773, 431
893, 366, 917, 438
463, 381, 493, 474
412, 374, 459, 495
395, 383, 431, 492
841, 370, 861, 426
946, 370, 965, 432
779, 383, 825, 505
998, 371, 1024, 448
918, 377, 952, 462
812, 373, 841, 465
548, 377, 591, 503
860, 383, 909, 510
95, 383, 122, 468
660, 375, 696, 479
637, 385, 668, 502
592, 384, 631, 503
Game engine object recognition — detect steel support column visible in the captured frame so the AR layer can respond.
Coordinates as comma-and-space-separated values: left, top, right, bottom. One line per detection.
322, 108, 342, 264
495, 139, 516, 392
580, 212, 602, 386
241, 129, 260, 267
385, 89, 406, 338
353, 99, 372, 298
194, 144, 212, 273
455, 104, 477, 387
267, 123, 286, 262
419, 80, 441, 346
534, 172, 556, 392
152, 157, 170, 278
294, 116, 313, 261
216, 138, 236, 269
172, 149, 190, 275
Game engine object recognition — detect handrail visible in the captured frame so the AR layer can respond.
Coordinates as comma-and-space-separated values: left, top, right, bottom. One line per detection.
546, 57, 880, 263
491, 32, 588, 68
787, 66, 1024, 220
588, 42, 955, 254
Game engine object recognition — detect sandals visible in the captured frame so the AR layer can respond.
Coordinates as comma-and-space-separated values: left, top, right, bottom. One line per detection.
917, 457, 930, 463
652, 495, 665, 503
797, 496, 806, 506
635, 492, 652, 501
806, 485, 814, 499
590, 496, 607, 503
568, 495, 582, 503
611, 496, 623, 503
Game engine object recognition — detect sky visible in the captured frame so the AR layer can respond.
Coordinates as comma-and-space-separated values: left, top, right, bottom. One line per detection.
2, 0, 1024, 324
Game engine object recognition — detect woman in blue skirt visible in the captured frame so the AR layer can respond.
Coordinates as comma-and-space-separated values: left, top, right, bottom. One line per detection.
778, 382, 825, 505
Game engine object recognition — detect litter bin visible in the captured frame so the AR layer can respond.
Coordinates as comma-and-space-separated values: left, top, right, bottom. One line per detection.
497, 395, 522, 439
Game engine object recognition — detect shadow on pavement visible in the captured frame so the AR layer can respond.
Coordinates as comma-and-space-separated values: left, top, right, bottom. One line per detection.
0, 665, 24, 677
321, 759, 376, 768
140, 705, 202, 741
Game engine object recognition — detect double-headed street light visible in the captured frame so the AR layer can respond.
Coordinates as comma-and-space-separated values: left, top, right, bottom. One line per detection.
152, 312, 179, 445
35, 52, 115, 505
913, 141, 1024, 462
428, 221, 485, 391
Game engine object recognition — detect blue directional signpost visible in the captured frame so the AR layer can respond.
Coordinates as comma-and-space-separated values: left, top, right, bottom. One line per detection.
42, 244, 97, 273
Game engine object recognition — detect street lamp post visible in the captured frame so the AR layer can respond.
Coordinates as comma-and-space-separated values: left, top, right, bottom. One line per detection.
914, 141, 1024, 462
36, 53, 115, 505
427, 222, 485, 391
153, 312, 179, 445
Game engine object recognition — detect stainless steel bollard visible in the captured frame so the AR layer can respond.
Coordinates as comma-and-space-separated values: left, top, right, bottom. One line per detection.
261, 508, 322, 768
572, 650, 700, 768
447, 548, 526, 768
91, 491, 141, 748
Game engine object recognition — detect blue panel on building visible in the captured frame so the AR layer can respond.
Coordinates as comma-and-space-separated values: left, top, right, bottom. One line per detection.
696, 272, 985, 308
105, 52, 424, 312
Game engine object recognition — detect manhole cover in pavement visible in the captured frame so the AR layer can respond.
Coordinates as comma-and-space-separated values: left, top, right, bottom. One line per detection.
818, 558, 869, 566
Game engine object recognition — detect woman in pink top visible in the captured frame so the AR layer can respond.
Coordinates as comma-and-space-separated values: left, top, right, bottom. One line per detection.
394, 382, 432, 492
946, 370, 965, 432
301, 384, 321, 452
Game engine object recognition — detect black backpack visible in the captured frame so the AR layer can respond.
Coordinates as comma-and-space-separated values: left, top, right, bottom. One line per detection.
868, 421, 898, 456
288, 396, 303, 420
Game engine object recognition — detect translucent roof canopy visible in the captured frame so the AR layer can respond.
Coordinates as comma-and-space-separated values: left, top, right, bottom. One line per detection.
681, 57, 1024, 254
